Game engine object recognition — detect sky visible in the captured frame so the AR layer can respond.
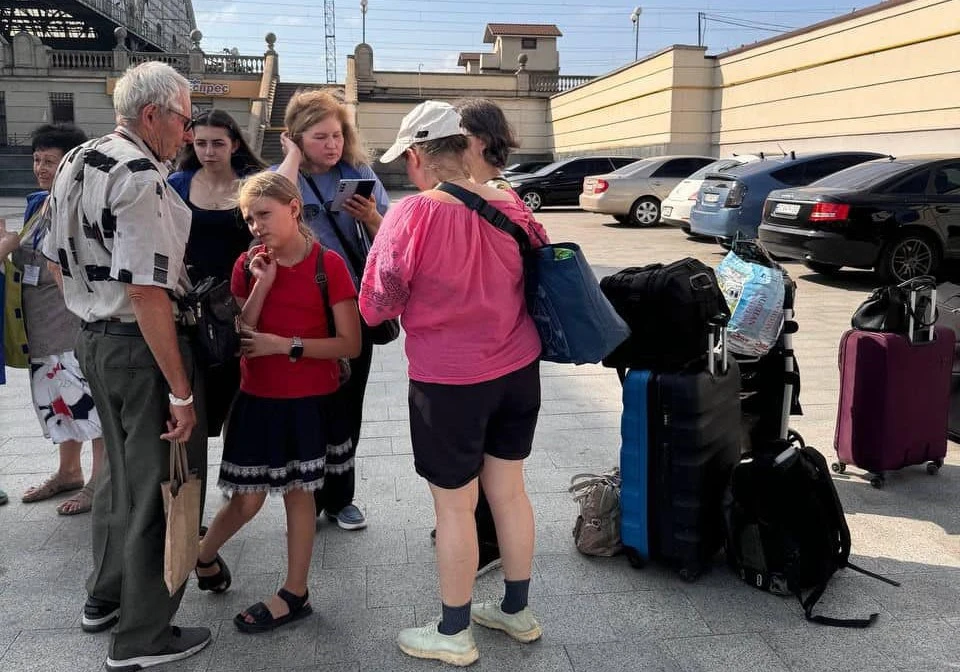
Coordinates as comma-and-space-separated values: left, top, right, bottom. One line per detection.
190, 0, 866, 83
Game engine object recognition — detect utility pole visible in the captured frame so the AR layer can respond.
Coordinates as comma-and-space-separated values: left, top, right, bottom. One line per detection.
360, 0, 367, 43
630, 6, 642, 61
324, 0, 336, 83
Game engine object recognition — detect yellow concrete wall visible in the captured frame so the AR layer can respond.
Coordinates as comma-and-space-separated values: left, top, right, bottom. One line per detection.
372, 71, 518, 93
548, 46, 713, 157
356, 97, 551, 157
714, 0, 960, 155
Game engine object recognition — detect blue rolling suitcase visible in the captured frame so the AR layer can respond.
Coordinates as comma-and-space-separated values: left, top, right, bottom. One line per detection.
620, 319, 742, 580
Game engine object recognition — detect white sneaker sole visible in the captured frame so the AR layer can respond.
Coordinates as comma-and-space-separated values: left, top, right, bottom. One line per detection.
476, 558, 502, 578
397, 642, 479, 667
471, 612, 542, 643
105, 635, 210, 671
81, 608, 120, 633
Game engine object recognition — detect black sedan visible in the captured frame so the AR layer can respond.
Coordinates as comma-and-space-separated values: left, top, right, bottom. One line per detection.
758, 155, 960, 283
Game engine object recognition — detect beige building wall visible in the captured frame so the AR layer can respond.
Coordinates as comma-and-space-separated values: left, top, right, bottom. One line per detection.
548, 46, 713, 158
1, 78, 117, 139
357, 98, 550, 159
493, 36, 559, 73
545, 0, 959, 161
714, 0, 960, 156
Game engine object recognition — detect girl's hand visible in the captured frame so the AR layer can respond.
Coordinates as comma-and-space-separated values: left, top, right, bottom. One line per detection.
342, 195, 379, 226
280, 132, 303, 164
239, 327, 284, 358
248, 251, 277, 284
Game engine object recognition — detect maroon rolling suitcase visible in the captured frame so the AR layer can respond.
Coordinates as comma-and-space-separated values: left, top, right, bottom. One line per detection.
833, 284, 953, 487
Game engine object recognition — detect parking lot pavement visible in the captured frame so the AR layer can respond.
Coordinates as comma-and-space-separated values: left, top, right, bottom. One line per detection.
2, 204, 959, 671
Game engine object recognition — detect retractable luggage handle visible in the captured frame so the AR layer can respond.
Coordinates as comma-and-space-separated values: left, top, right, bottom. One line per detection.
908, 284, 937, 344
707, 314, 729, 376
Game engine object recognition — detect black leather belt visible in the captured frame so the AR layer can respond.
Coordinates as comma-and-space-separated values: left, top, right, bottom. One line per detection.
81, 320, 142, 336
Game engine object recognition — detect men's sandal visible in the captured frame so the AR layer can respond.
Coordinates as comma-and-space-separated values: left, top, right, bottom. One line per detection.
234, 588, 312, 634
195, 554, 231, 593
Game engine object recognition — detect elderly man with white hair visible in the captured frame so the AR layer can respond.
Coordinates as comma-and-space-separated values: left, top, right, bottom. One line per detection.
43, 61, 217, 671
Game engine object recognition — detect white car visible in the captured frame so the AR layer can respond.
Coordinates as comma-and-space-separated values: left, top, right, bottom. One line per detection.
661, 155, 761, 232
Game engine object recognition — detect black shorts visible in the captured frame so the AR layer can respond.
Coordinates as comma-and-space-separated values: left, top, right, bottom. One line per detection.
408, 359, 541, 489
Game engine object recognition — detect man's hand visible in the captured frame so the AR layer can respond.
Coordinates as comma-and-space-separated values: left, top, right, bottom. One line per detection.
161, 402, 197, 442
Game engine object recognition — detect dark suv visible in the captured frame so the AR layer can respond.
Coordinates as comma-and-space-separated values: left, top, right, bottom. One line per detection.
507, 156, 642, 211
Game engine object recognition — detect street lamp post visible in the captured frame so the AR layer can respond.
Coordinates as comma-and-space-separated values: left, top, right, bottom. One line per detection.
360, 0, 368, 44
630, 6, 642, 61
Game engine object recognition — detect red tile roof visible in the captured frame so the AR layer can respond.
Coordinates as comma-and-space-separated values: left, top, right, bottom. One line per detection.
483, 24, 562, 43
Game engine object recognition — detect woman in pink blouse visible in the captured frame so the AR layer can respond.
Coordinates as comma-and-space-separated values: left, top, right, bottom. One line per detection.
360, 101, 548, 666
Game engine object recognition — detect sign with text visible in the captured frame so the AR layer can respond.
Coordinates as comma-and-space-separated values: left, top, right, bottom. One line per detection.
106, 77, 260, 99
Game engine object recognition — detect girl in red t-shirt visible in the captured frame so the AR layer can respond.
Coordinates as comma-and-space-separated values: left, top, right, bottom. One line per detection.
194, 171, 361, 634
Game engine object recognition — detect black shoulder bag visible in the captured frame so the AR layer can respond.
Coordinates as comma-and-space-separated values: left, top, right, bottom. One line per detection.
302, 173, 400, 346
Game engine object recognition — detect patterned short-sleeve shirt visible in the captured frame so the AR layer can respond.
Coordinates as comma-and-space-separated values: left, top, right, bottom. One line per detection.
42, 128, 192, 322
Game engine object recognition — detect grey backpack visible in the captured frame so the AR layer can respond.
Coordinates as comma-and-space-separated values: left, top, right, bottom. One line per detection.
570, 469, 623, 557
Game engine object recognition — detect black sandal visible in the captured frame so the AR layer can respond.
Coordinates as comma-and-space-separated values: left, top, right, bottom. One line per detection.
195, 554, 232, 593
233, 588, 313, 634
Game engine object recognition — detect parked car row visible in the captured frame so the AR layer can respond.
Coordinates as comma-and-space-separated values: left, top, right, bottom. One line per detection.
504, 150, 960, 283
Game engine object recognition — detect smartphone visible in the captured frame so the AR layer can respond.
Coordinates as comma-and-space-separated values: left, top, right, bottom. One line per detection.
330, 178, 376, 212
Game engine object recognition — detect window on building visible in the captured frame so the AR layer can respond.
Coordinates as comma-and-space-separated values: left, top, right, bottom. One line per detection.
521, 37, 538, 49
50, 93, 74, 124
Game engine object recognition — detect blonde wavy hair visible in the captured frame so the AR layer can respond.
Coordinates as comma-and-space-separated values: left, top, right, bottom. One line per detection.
238, 171, 313, 240
284, 89, 369, 168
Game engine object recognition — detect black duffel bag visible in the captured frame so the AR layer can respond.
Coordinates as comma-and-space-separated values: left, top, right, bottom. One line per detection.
181, 277, 241, 367
600, 258, 729, 372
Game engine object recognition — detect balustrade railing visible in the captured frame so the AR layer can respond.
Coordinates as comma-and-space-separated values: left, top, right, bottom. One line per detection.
530, 74, 595, 93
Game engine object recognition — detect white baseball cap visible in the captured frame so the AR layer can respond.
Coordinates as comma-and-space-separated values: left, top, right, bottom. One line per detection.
379, 100, 465, 163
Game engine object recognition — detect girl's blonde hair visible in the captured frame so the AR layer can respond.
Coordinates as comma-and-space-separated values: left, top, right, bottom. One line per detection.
238, 171, 313, 240
284, 89, 369, 168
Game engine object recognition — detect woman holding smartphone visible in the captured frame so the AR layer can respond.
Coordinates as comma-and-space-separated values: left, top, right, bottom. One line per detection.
275, 89, 390, 531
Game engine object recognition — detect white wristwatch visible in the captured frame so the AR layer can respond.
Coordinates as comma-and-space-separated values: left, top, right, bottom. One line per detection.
169, 392, 194, 407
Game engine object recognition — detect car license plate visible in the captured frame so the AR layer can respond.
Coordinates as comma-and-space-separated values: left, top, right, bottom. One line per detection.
774, 203, 801, 217
662, 206, 672, 216
704, 193, 720, 203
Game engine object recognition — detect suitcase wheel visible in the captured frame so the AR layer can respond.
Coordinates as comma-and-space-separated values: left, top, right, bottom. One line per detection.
869, 473, 885, 489
926, 460, 943, 475
624, 547, 646, 569
678, 567, 700, 583
831, 462, 847, 474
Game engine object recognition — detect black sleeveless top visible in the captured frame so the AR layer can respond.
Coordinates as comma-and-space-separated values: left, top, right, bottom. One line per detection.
184, 201, 253, 285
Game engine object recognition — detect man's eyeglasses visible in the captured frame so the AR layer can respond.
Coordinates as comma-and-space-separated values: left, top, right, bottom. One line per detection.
165, 107, 195, 132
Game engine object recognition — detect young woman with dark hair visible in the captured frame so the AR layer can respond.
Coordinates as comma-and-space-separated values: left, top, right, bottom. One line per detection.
0, 122, 105, 516
169, 109, 267, 438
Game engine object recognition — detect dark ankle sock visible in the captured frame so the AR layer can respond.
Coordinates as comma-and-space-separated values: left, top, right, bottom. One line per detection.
438, 601, 471, 635
501, 578, 530, 614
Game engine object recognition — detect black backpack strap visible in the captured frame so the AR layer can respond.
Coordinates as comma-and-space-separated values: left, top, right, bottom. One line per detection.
314, 244, 337, 337
799, 584, 878, 629
435, 182, 531, 253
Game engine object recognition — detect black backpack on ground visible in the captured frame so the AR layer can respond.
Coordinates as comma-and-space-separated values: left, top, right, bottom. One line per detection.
600, 258, 729, 372
724, 438, 899, 628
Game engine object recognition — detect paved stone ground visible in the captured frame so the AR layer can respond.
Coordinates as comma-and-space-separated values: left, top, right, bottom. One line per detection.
1, 198, 959, 671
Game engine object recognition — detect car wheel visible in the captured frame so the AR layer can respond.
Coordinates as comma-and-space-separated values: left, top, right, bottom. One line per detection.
681, 225, 691, 235
803, 260, 842, 275
629, 197, 660, 227
520, 190, 543, 212
877, 232, 942, 283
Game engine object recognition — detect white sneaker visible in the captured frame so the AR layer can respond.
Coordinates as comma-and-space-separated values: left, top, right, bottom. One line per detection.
471, 602, 542, 643
397, 621, 479, 667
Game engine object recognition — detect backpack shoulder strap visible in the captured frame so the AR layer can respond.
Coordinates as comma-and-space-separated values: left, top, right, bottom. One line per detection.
314, 244, 337, 337
435, 182, 531, 253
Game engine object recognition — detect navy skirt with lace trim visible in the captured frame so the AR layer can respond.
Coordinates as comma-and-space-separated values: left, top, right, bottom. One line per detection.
219, 391, 350, 495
